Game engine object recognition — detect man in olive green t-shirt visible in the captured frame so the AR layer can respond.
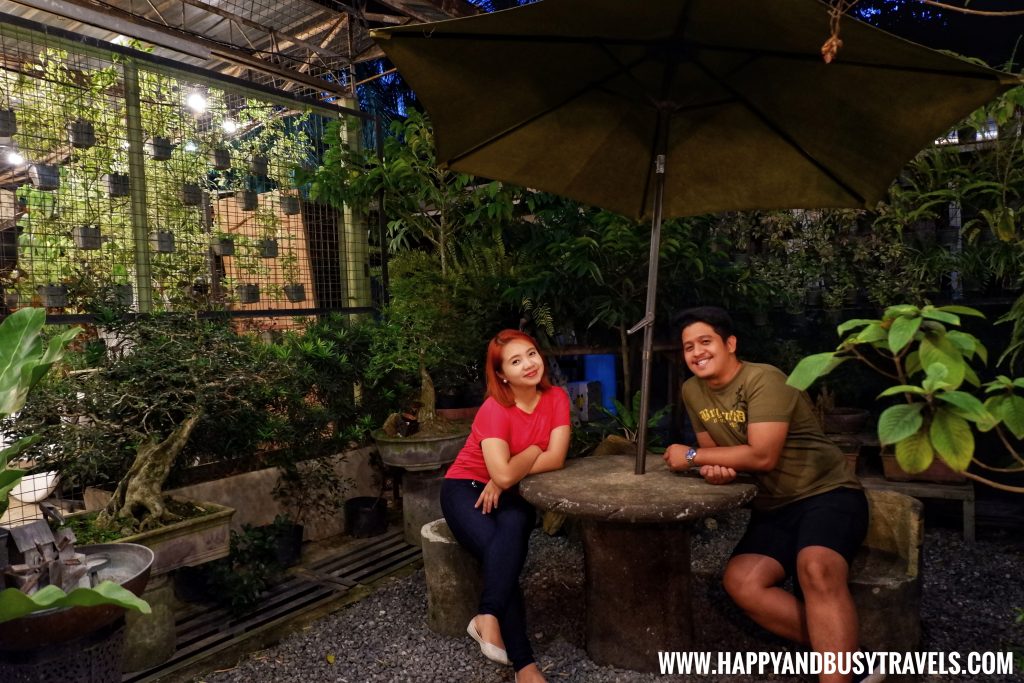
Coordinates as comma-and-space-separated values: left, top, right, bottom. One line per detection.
664, 307, 879, 683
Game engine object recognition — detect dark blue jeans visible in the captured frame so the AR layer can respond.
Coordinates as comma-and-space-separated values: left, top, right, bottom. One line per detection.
440, 477, 536, 671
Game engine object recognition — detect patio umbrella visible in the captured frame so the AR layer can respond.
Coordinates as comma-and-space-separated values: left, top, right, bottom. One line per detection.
371, 0, 1018, 474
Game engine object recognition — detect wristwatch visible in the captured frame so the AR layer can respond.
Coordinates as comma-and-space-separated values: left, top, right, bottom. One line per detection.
685, 447, 698, 466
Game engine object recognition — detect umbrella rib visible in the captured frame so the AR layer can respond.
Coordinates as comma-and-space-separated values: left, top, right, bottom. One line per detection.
687, 55, 867, 206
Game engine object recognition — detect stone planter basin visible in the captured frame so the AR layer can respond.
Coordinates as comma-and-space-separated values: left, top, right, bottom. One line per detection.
372, 428, 469, 472
0, 542, 154, 650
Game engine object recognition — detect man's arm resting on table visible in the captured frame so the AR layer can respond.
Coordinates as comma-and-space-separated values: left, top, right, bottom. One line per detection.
665, 422, 788, 473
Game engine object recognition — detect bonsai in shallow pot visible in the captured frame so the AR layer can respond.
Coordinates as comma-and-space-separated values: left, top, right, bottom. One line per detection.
788, 304, 1024, 490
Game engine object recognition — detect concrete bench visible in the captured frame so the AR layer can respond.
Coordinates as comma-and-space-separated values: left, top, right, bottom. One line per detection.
421, 488, 923, 652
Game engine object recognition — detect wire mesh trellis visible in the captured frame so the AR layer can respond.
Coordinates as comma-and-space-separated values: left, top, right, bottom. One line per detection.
0, 20, 378, 331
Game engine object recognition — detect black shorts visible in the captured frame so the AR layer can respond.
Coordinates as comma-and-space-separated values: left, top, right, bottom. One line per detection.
731, 487, 869, 579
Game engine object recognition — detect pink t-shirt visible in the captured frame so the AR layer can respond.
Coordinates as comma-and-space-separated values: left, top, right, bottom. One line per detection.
445, 386, 570, 484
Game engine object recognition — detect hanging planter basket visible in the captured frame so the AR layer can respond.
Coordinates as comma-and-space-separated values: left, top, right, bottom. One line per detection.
209, 146, 231, 170
258, 238, 278, 258
149, 229, 175, 253
236, 283, 260, 304
179, 183, 203, 206
36, 284, 68, 308
281, 195, 301, 216
146, 136, 174, 160
112, 283, 133, 307
210, 236, 235, 256
72, 224, 102, 250
67, 118, 96, 149
29, 164, 60, 191
249, 155, 269, 177
0, 108, 17, 137
283, 283, 305, 303
105, 172, 130, 197
236, 190, 258, 211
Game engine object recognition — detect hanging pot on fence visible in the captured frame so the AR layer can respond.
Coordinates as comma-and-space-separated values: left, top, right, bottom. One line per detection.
149, 229, 175, 253
249, 155, 269, 177
105, 173, 130, 197
236, 190, 258, 211
209, 146, 231, 170
112, 283, 133, 308
36, 284, 68, 308
236, 283, 260, 304
29, 164, 60, 191
283, 283, 305, 303
179, 183, 203, 206
146, 136, 174, 160
67, 119, 96, 149
281, 195, 301, 216
258, 238, 278, 258
344, 497, 388, 538
72, 224, 102, 250
210, 236, 234, 256
0, 108, 17, 137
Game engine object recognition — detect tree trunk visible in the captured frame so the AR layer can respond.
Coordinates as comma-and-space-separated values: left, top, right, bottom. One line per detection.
417, 356, 437, 425
97, 413, 202, 532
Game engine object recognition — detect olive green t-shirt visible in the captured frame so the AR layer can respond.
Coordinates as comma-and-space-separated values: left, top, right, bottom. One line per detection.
682, 362, 860, 511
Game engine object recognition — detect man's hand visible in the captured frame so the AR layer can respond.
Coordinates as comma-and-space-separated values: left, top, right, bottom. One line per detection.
699, 464, 737, 485
663, 443, 692, 472
474, 480, 504, 514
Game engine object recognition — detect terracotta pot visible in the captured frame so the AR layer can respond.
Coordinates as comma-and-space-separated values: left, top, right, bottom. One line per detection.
881, 451, 967, 483
823, 407, 870, 434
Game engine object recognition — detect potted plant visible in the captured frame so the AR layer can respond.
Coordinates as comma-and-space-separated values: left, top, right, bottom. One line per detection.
280, 194, 301, 216
236, 283, 260, 304
149, 228, 175, 253
0, 68, 16, 137
280, 249, 305, 303
28, 163, 60, 191
66, 117, 95, 149
72, 223, 101, 250
209, 145, 231, 170
0, 309, 151, 676
788, 304, 1024, 490
210, 233, 235, 256
236, 189, 258, 211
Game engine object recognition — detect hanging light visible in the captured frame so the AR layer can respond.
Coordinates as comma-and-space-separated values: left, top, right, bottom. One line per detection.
184, 140, 199, 153
6, 150, 24, 166
186, 92, 207, 114
222, 118, 239, 135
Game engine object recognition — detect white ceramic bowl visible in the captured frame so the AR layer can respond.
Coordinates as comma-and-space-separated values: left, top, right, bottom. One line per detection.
9, 470, 60, 503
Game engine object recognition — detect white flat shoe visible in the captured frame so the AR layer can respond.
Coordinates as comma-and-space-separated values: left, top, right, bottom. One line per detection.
467, 618, 511, 666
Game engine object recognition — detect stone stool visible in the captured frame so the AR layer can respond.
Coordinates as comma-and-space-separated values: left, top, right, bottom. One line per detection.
851, 488, 923, 652
421, 519, 482, 637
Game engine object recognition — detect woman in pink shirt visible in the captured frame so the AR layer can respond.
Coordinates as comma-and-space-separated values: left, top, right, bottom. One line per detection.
440, 330, 570, 683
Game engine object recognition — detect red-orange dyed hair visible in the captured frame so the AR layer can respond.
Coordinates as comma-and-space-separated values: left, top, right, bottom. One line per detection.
485, 329, 552, 407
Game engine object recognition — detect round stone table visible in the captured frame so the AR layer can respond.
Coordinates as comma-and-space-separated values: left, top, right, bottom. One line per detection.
520, 454, 757, 672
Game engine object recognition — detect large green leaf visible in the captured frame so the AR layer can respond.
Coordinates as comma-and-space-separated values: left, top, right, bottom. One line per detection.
877, 385, 926, 398
1, 435, 41, 467
786, 353, 845, 391
919, 333, 965, 389
877, 403, 924, 446
894, 431, 934, 474
0, 581, 151, 624
887, 315, 922, 354
929, 409, 974, 471
990, 394, 1024, 439
836, 318, 876, 336
938, 305, 985, 319
855, 323, 888, 346
920, 306, 960, 326
936, 391, 992, 423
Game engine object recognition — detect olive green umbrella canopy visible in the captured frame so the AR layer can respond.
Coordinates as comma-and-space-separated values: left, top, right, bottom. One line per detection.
372, 0, 1018, 472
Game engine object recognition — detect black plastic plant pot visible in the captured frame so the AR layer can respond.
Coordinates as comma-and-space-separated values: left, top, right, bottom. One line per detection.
281, 195, 301, 216
236, 190, 258, 211
72, 225, 102, 250
112, 283, 133, 307
209, 146, 231, 170
210, 237, 235, 256
344, 497, 387, 538
258, 238, 278, 258
105, 173, 130, 197
179, 183, 202, 206
249, 155, 269, 177
236, 283, 260, 304
0, 109, 17, 137
283, 283, 305, 303
149, 229, 175, 253
67, 119, 96, 149
146, 136, 174, 160
272, 522, 304, 568
28, 164, 60, 191
36, 284, 68, 308
4, 290, 19, 309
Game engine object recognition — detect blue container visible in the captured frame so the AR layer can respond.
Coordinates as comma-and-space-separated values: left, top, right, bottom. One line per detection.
584, 354, 618, 414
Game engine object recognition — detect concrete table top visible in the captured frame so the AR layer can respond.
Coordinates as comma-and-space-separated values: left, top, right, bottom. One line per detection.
520, 454, 757, 523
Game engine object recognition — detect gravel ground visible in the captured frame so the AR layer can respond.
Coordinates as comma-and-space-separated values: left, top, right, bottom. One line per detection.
196, 511, 1023, 683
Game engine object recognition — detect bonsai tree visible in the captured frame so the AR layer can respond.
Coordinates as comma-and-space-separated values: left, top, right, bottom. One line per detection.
0, 308, 149, 623
787, 304, 1024, 492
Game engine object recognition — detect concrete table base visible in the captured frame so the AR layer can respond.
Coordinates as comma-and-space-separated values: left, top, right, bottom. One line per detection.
521, 454, 756, 672
583, 520, 693, 671
401, 468, 447, 546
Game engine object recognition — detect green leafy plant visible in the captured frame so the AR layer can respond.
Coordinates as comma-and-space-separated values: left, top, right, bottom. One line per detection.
787, 304, 1024, 492
596, 390, 673, 450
